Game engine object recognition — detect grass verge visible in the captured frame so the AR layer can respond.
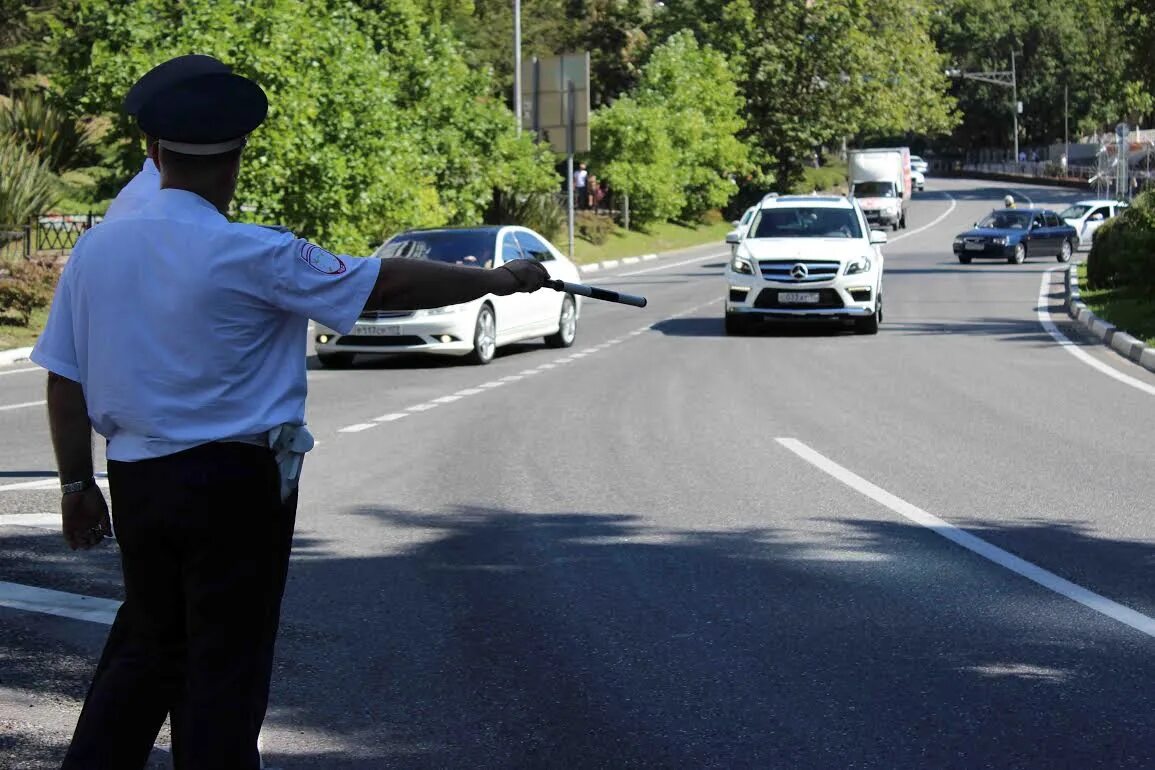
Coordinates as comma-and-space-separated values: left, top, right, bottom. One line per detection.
0, 306, 48, 351
569, 220, 732, 264
1076, 263, 1155, 345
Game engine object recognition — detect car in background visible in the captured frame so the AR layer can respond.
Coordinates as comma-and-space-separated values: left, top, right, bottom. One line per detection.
910, 155, 929, 175
1059, 199, 1129, 249
313, 226, 582, 367
724, 194, 887, 335
725, 204, 758, 256
952, 208, 1078, 264
912, 169, 926, 192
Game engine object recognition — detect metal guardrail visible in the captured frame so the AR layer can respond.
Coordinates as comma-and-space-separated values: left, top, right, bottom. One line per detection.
0, 215, 95, 262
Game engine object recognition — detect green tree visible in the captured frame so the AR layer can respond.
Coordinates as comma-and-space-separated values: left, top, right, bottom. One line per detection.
591, 98, 683, 225
52, 0, 557, 253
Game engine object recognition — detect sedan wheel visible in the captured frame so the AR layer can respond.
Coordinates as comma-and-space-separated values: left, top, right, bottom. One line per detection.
1057, 239, 1072, 263
1009, 243, 1026, 264
466, 305, 496, 365
545, 295, 577, 348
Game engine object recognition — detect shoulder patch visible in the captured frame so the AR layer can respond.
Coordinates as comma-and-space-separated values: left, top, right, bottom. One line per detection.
299, 243, 347, 275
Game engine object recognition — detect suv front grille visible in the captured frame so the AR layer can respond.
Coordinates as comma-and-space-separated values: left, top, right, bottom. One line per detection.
754, 288, 845, 310
758, 260, 840, 283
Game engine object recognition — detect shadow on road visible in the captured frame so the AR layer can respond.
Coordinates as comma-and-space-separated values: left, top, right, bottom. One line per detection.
4, 508, 1155, 767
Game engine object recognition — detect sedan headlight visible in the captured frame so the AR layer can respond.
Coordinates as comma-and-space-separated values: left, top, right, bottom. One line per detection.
953, 237, 964, 247
730, 255, 754, 275
992, 236, 1009, 246
844, 256, 872, 275
415, 304, 465, 317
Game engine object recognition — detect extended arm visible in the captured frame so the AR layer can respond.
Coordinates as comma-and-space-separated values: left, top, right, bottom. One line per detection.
363, 258, 547, 312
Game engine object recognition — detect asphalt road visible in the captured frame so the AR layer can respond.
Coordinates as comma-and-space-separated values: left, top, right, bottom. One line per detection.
2, 177, 1155, 768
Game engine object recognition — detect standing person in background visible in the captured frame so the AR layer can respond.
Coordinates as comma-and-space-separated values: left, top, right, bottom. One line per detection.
102, 55, 232, 222
587, 174, 600, 213
574, 162, 589, 210
37, 67, 549, 769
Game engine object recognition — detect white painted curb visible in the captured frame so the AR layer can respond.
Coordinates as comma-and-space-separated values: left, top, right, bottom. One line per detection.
1065, 265, 1155, 375
0, 346, 34, 366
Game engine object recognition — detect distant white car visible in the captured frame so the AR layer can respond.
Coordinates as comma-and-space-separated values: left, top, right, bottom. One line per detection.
1059, 199, 1128, 249
910, 155, 929, 174
724, 194, 886, 335
314, 226, 582, 367
912, 169, 926, 191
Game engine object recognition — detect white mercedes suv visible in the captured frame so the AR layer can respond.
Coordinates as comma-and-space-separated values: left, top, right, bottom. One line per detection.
724, 194, 887, 335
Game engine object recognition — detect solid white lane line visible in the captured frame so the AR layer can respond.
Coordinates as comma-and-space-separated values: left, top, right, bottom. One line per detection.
1037, 270, 1155, 397
432, 395, 463, 403
0, 580, 118, 625
888, 192, 957, 244
777, 437, 1155, 639
0, 366, 39, 377
373, 413, 409, 422
0, 477, 109, 492
0, 400, 45, 412
620, 251, 727, 277
0, 513, 60, 529
338, 423, 377, 433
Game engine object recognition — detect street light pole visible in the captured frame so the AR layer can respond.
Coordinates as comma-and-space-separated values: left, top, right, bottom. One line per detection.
513, 0, 522, 135
1011, 50, 1018, 162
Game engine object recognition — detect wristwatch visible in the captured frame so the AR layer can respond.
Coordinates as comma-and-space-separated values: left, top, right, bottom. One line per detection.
61, 477, 96, 495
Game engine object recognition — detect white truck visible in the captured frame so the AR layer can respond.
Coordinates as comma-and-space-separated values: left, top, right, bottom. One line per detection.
848, 148, 912, 231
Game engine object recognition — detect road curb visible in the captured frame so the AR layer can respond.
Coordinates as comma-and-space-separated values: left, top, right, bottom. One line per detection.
0, 346, 34, 366
1064, 265, 1155, 374
576, 244, 710, 274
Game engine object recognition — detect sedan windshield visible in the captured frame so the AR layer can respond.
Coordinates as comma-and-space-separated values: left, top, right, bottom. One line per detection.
852, 181, 895, 197
749, 207, 863, 239
977, 211, 1033, 230
1059, 205, 1090, 219
374, 230, 494, 267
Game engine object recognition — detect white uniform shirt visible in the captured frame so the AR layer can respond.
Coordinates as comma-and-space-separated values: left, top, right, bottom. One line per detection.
32, 189, 379, 461
102, 158, 160, 222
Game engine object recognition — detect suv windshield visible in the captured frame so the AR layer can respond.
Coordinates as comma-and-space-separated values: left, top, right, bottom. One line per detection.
749, 207, 863, 239
852, 181, 895, 197
978, 211, 1033, 230
374, 230, 494, 267
1059, 205, 1090, 219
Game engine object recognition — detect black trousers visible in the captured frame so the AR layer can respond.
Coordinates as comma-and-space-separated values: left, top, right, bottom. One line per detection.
62, 442, 297, 770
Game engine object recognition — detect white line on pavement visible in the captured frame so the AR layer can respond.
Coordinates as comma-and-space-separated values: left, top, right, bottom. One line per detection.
0, 366, 39, 377
337, 423, 377, 433
373, 413, 409, 422
1036, 270, 1155, 397
432, 395, 463, 403
0, 580, 118, 625
620, 252, 727, 277
777, 437, 1155, 639
478, 381, 505, 389
888, 192, 957, 244
454, 388, 485, 396
0, 399, 45, 412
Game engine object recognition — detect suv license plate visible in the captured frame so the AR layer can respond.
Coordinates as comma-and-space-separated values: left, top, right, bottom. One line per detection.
352, 324, 402, 336
779, 292, 820, 304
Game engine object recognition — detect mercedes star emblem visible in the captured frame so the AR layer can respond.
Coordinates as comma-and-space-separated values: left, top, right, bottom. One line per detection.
790, 263, 809, 280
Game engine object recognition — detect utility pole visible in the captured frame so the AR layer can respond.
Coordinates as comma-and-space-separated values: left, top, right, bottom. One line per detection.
1011, 49, 1019, 163
513, 0, 522, 135
1064, 84, 1069, 169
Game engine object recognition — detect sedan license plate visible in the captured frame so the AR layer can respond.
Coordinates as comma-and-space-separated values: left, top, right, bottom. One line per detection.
964, 241, 986, 251
778, 292, 820, 304
352, 324, 402, 336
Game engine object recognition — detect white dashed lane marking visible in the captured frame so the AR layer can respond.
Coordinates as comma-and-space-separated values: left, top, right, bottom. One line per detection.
337, 423, 376, 433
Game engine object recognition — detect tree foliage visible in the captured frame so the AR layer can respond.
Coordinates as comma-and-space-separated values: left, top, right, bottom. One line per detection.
51, 0, 557, 253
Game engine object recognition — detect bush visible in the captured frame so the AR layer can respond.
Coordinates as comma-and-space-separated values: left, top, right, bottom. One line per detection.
0, 259, 58, 325
576, 211, 615, 245
0, 136, 59, 226
488, 191, 565, 242
1087, 192, 1155, 296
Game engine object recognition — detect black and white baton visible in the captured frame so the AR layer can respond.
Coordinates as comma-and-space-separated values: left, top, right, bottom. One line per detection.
542, 279, 647, 308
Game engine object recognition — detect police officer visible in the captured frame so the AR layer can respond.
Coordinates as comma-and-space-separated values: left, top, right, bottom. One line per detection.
34, 69, 548, 768
103, 55, 233, 222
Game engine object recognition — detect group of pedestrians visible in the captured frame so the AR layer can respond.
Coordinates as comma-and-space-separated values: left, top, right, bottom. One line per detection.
572, 162, 606, 212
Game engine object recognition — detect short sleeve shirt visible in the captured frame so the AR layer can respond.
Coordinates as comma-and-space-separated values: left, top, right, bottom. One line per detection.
31, 189, 378, 461
102, 159, 160, 222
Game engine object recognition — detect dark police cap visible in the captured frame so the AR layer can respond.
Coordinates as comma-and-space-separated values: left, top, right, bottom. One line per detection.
123, 54, 231, 116
137, 72, 268, 156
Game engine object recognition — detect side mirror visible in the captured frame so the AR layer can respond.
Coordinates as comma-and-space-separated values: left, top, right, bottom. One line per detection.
725, 232, 741, 245
731, 220, 741, 228
869, 230, 887, 245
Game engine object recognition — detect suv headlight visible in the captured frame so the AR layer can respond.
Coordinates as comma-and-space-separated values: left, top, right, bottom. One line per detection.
730, 255, 754, 275
844, 256, 872, 275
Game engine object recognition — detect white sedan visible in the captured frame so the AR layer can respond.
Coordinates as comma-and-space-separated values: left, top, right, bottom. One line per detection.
1059, 199, 1128, 249
314, 225, 582, 367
